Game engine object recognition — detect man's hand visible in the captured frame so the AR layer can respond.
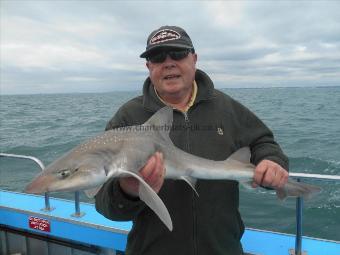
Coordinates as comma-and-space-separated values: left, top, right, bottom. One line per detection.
253, 159, 289, 189
119, 152, 166, 198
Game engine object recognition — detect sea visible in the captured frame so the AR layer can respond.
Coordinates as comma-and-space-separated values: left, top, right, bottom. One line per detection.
0, 87, 339, 241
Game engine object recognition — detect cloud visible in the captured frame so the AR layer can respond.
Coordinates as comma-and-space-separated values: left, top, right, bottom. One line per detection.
202, 1, 245, 28
1, 1, 340, 94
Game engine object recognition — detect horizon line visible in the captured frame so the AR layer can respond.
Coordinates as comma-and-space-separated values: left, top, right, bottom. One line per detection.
1, 85, 339, 96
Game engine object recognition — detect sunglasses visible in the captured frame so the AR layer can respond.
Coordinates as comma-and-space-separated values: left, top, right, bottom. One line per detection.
147, 49, 193, 63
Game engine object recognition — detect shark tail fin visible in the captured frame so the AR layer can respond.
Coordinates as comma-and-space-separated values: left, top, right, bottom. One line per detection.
228, 147, 322, 200
118, 169, 173, 231
276, 179, 322, 200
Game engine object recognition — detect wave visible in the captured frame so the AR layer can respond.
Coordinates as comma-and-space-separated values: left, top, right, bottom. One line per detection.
289, 156, 340, 175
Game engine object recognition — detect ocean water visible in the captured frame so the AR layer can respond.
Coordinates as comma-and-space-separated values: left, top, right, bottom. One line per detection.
0, 87, 339, 241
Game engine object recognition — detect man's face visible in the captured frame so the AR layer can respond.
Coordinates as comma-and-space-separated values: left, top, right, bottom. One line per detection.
146, 49, 197, 98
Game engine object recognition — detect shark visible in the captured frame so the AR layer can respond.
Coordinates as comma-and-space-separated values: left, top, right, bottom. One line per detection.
25, 106, 321, 231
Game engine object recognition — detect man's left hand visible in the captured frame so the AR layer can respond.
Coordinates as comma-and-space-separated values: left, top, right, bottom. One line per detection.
253, 160, 289, 189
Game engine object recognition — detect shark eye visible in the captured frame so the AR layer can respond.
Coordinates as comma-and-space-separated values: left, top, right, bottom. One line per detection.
58, 169, 71, 179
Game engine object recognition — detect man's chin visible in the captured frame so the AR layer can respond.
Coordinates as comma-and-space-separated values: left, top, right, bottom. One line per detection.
162, 84, 184, 94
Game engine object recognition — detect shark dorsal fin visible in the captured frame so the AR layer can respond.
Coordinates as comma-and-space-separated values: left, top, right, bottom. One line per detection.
142, 106, 174, 143
227, 147, 251, 164
143, 106, 173, 129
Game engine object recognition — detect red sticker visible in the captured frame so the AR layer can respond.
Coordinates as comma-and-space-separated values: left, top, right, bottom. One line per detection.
29, 216, 51, 232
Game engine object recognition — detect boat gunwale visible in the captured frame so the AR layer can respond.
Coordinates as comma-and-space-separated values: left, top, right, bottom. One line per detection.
0, 189, 130, 235
1, 189, 339, 243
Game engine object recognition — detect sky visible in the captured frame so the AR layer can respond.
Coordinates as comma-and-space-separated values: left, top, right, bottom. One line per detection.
1, 0, 340, 95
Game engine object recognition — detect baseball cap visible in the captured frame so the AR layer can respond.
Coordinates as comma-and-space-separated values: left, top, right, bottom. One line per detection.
140, 25, 194, 58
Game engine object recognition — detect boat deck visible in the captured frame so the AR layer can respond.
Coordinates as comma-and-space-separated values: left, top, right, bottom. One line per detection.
1, 190, 339, 255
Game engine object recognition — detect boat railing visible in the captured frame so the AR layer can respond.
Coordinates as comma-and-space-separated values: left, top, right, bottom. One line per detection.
287, 172, 340, 255
1, 153, 339, 255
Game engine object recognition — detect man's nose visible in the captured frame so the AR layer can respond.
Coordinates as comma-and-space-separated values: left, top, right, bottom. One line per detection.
163, 55, 176, 68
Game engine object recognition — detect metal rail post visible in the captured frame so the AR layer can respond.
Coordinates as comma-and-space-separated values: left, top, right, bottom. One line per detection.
71, 191, 85, 217
41, 193, 54, 212
295, 178, 303, 255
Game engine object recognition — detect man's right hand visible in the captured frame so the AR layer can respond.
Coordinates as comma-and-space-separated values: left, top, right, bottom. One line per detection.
119, 152, 166, 198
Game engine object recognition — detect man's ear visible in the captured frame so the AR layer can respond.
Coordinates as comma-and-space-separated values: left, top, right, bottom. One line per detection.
193, 53, 198, 64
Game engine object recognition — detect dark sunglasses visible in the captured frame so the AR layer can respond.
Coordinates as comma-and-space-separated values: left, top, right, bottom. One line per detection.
147, 49, 193, 63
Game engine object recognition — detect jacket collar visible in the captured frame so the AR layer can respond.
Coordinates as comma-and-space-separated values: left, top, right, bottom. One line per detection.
142, 69, 216, 112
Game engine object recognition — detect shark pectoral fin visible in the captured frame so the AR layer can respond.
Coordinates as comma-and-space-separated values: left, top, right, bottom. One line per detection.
180, 176, 199, 197
84, 185, 103, 198
118, 170, 173, 231
138, 180, 173, 231
276, 179, 322, 200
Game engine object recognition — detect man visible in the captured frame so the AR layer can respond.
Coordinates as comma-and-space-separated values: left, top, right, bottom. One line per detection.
95, 26, 289, 255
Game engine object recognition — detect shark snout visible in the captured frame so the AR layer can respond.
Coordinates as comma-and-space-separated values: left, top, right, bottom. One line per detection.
25, 174, 55, 194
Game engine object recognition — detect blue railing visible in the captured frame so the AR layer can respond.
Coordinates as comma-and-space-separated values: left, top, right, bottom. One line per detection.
288, 172, 340, 255
1, 153, 339, 255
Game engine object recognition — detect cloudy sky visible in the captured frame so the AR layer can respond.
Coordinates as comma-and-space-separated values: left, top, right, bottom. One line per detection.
1, 1, 340, 94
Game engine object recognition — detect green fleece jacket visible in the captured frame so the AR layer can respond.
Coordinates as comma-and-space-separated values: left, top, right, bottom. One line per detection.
95, 69, 289, 255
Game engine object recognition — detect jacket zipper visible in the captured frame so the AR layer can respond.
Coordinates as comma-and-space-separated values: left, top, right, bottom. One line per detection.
183, 111, 197, 255
183, 111, 190, 151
